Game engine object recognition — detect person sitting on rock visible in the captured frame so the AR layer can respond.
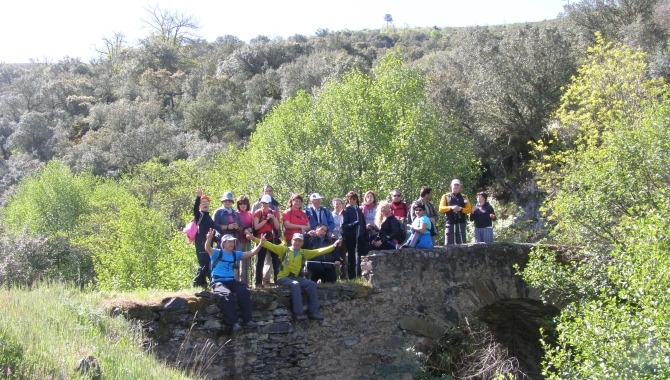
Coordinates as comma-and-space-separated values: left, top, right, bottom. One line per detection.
304, 224, 340, 283
253, 233, 342, 321
205, 229, 266, 332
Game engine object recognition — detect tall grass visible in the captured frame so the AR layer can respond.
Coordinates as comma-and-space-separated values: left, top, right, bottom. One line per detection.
0, 283, 193, 379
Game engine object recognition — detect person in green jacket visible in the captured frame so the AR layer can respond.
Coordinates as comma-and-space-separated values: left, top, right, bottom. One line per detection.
253, 233, 342, 321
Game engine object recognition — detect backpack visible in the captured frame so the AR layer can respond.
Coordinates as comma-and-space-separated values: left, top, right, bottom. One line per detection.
212, 249, 239, 272
396, 217, 408, 244
183, 213, 203, 244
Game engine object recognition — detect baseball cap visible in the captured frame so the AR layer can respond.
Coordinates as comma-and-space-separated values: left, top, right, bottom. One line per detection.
292, 233, 304, 241
260, 194, 272, 203
220, 192, 234, 201
310, 193, 324, 201
221, 234, 237, 241
451, 179, 461, 186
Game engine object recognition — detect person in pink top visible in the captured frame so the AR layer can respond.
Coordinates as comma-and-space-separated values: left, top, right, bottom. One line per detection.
283, 193, 310, 242
236, 195, 253, 284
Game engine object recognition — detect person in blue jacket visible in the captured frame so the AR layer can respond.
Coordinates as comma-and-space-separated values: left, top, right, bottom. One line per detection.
205, 229, 266, 332
305, 193, 335, 233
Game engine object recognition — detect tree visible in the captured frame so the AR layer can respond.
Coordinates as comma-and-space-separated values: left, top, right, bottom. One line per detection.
239, 48, 478, 201
141, 4, 199, 47
523, 35, 670, 378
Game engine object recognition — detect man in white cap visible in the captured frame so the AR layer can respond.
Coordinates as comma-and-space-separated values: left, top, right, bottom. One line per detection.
305, 193, 335, 233
439, 179, 471, 245
213, 192, 241, 244
253, 232, 342, 321
205, 229, 266, 332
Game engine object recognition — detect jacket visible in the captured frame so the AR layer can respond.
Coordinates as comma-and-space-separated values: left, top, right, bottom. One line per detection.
439, 192, 471, 225
305, 206, 336, 232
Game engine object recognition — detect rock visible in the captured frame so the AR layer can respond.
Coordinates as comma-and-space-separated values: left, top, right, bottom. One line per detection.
203, 320, 221, 329
76, 355, 102, 380
262, 322, 293, 334
399, 316, 446, 340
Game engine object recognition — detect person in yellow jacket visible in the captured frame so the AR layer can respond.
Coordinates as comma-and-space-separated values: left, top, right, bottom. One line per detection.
253, 233, 342, 321
438, 179, 472, 245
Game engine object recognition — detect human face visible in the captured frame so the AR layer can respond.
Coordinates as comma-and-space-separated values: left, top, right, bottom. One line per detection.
200, 200, 210, 212
315, 226, 328, 238
415, 208, 425, 216
223, 200, 233, 209
222, 240, 236, 251
451, 184, 461, 194
391, 192, 402, 202
333, 200, 343, 212
365, 193, 374, 204
347, 196, 357, 206
238, 203, 248, 211
476, 194, 485, 204
311, 198, 322, 208
261, 202, 270, 211
291, 198, 303, 209
381, 204, 391, 216
424, 191, 433, 201
263, 187, 274, 196
292, 238, 303, 249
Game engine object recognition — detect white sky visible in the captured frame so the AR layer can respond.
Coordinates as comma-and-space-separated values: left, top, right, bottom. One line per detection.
1, 0, 568, 63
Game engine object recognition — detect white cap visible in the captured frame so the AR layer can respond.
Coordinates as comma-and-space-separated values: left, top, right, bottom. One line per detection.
292, 233, 304, 241
260, 194, 272, 203
221, 234, 237, 241
309, 193, 324, 201
451, 179, 461, 186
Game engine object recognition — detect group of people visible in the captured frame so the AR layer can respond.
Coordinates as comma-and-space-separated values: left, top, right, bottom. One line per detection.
189, 180, 496, 329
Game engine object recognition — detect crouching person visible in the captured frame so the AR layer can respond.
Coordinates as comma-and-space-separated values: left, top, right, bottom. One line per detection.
253, 233, 342, 321
205, 229, 266, 332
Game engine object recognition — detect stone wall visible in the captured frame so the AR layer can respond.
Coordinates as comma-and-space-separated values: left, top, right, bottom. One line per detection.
122, 243, 555, 379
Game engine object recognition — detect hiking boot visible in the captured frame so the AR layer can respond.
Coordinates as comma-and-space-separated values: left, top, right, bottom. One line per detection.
242, 321, 259, 329
308, 313, 324, 321
231, 323, 243, 333
295, 314, 307, 321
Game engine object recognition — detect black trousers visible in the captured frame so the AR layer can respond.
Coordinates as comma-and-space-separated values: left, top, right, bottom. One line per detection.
255, 238, 280, 285
193, 250, 211, 287
212, 280, 253, 325
306, 263, 337, 283
445, 222, 467, 245
344, 235, 367, 279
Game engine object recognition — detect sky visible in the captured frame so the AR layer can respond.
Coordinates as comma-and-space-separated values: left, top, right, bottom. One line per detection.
1, 0, 568, 63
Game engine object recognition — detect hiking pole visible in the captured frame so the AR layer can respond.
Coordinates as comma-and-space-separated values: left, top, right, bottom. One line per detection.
355, 207, 360, 278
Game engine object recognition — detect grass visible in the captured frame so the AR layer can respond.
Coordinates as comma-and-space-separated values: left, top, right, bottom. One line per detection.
0, 282, 194, 380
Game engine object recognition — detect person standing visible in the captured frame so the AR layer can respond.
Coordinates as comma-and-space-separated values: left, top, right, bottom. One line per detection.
192, 187, 225, 288
251, 185, 281, 286
471, 192, 496, 243
439, 179, 471, 245
409, 186, 438, 245
213, 192, 240, 246
205, 230, 265, 331
331, 198, 344, 239
252, 194, 281, 288
389, 190, 409, 223
236, 195, 254, 283
342, 191, 367, 279
283, 193, 310, 242
305, 193, 335, 233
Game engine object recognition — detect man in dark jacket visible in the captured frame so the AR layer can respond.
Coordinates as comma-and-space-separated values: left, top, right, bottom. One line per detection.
213, 191, 241, 245
305, 193, 336, 233
304, 224, 340, 283
342, 191, 368, 279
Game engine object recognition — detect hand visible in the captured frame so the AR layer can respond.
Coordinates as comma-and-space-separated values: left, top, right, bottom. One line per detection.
453, 206, 462, 212
334, 261, 341, 267
245, 232, 254, 241
206, 228, 214, 240
352, 220, 359, 227
373, 240, 381, 247
366, 223, 373, 230
302, 226, 309, 233
228, 223, 235, 230
308, 230, 317, 236
334, 239, 343, 247
259, 235, 267, 246
490, 213, 496, 219
196, 187, 203, 197
266, 214, 274, 220
430, 217, 436, 223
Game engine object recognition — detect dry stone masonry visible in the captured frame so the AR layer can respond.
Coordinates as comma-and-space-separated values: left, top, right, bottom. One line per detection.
119, 243, 558, 379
